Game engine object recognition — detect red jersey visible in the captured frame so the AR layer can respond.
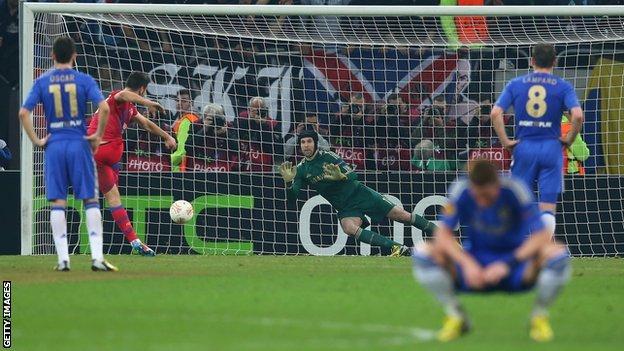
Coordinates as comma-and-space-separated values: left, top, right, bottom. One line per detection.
88, 90, 138, 143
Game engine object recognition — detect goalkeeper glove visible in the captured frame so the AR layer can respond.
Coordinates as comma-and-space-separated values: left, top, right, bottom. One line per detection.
279, 161, 297, 183
323, 163, 347, 181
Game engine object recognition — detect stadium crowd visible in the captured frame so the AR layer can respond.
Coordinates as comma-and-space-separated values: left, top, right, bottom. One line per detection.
126, 82, 514, 173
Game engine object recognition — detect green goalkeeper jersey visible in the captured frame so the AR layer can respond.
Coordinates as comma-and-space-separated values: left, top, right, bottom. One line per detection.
286, 150, 360, 210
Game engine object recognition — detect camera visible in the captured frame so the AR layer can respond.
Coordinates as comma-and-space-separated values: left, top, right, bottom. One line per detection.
424, 105, 445, 118
258, 108, 268, 118
348, 104, 362, 115
214, 114, 226, 127
480, 104, 492, 116
386, 104, 400, 116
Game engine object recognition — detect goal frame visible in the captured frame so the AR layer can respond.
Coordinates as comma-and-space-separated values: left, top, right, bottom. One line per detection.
19, 2, 624, 255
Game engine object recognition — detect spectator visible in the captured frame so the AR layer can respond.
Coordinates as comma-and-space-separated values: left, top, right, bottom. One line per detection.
411, 97, 459, 171
411, 139, 457, 172
330, 93, 376, 149
562, 112, 589, 175
462, 100, 500, 149
284, 113, 326, 142
170, 89, 201, 172
284, 114, 331, 160
234, 96, 283, 156
0, 138, 11, 170
0, 0, 19, 86
377, 93, 413, 149
329, 93, 376, 169
187, 103, 240, 171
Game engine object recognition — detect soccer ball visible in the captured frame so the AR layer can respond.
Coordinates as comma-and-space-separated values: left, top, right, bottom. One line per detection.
169, 200, 194, 224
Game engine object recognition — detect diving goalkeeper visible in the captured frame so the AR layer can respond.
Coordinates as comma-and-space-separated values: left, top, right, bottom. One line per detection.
279, 130, 437, 256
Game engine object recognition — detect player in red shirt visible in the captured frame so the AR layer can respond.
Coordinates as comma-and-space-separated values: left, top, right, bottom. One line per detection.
88, 72, 176, 256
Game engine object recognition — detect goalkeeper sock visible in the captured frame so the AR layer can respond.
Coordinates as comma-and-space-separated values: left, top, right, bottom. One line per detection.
541, 211, 556, 237
355, 228, 399, 250
532, 252, 571, 317
411, 213, 437, 236
50, 206, 70, 266
110, 205, 139, 243
412, 246, 462, 317
85, 202, 104, 262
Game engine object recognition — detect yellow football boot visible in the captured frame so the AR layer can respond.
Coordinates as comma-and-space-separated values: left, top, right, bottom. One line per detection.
437, 315, 470, 342
530, 315, 554, 342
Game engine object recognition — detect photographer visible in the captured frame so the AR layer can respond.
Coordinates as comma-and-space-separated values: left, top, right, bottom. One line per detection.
411, 95, 458, 171
234, 96, 283, 157
170, 89, 201, 172
463, 101, 498, 149
188, 103, 239, 169
330, 93, 375, 149
0, 139, 11, 171
377, 93, 412, 149
284, 114, 330, 159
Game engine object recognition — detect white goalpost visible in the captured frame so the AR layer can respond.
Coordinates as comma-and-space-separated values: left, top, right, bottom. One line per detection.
20, 3, 624, 256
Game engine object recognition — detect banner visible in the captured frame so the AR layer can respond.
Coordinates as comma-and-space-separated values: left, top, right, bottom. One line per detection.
145, 49, 470, 136
31, 172, 624, 257
585, 58, 624, 175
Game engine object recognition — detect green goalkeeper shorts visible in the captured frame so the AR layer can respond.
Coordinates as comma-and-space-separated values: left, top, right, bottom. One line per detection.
336, 185, 395, 227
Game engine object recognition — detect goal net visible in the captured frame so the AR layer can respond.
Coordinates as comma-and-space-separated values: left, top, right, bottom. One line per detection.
21, 4, 624, 256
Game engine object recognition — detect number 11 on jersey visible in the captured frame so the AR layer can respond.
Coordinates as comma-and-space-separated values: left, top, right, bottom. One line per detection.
49, 83, 78, 118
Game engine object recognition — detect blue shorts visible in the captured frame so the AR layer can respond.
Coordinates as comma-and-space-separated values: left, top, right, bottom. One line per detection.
45, 139, 98, 201
455, 250, 533, 293
511, 139, 563, 204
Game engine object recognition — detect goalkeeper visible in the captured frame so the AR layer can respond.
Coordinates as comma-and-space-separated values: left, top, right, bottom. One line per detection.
279, 130, 437, 256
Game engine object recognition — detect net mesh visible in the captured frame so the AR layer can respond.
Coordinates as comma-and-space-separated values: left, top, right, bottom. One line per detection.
27, 8, 624, 256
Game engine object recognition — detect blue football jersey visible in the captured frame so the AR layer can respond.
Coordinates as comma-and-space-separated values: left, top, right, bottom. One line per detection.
22, 68, 104, 142
441, 177, 545, 253
495, 72, 580, 140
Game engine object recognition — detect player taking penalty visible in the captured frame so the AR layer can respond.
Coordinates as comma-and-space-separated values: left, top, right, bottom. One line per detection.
88, 72, 176, 256
280, 130, 437, 256
19, 36, 117, 271
491, 43, 584, 236
412, 160, 571, 342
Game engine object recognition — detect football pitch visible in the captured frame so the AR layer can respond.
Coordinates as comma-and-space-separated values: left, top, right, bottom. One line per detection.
1, 256, 622, 351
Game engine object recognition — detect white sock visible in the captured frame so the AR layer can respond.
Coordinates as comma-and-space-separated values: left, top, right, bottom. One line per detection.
85, 202, 104, 262
532, 253, 571, 318
541, 212, 556, 237
412, 247, 462, 317
50, 207, 69, 266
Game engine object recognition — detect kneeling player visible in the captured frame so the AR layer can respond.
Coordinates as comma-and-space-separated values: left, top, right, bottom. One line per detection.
279, 130, 437, 256
88, 72, 176, 256
412, 160, 571, 342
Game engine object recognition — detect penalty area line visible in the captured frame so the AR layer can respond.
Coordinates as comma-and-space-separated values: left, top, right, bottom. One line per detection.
234, 316, 436, 343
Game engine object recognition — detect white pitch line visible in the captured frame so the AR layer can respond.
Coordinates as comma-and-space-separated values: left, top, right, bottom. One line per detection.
234, 316, 436, 343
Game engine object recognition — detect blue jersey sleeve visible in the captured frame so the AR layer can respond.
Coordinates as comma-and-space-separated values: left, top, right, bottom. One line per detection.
440, 180, 468, 229
495, 80, 514, 111
22, 80, 42, 111
562, 81, 580, 111
85, 75, 105, 105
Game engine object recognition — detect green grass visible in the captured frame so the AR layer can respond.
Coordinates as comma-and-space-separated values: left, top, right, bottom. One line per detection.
1, 256, 622, 351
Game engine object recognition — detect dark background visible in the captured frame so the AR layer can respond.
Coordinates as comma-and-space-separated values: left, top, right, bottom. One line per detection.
0, 171, 20, 254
